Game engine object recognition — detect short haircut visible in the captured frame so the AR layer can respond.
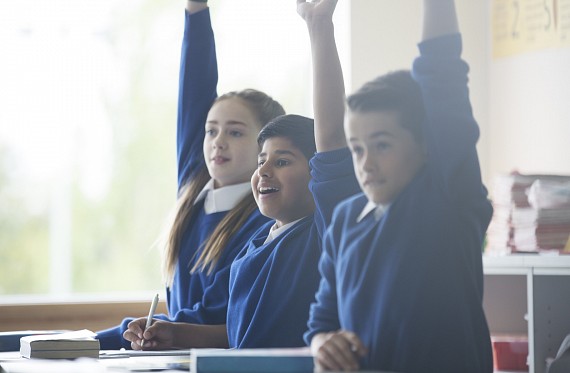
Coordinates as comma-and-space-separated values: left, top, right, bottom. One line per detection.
257, 114, 316, 161
347, 70, 425, 143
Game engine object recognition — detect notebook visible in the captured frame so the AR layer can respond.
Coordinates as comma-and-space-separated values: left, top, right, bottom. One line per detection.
190, 347, 314, 373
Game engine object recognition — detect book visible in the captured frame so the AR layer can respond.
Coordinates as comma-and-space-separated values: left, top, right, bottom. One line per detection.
487, 173, 570, 254
19, 330, 100, 359
0, 331, 69, 352
190, 347, 314, 373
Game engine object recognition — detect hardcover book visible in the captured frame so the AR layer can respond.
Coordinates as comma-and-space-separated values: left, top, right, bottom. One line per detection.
20, 330, 100, 359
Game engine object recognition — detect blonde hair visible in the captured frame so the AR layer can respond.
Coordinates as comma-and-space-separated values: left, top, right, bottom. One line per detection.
162, 89, 284, 287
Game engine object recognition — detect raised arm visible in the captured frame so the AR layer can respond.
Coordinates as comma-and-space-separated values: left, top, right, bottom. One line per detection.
416, 0, 484, 200
186, 0, 207, 14
177, 0, 218, 188
422, 0, 459, 41
297, 0, 346, 152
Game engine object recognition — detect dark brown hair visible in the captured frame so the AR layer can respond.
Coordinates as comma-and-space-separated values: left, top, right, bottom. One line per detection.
347, 70, 425, 144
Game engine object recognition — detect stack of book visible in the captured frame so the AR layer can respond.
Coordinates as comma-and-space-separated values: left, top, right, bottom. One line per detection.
487, 173, 570, 254
20, 330, 100, 359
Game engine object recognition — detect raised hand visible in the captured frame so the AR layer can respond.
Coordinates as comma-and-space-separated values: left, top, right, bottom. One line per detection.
296, 0, 338, 23
422, 0, 459, 41
296, 0, 346, 152
187, 0, 208, 15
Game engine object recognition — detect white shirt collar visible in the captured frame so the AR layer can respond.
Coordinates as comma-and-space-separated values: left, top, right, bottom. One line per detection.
356, 200, 388, 223
263, 218, 303, 245
194, 179, 252, 214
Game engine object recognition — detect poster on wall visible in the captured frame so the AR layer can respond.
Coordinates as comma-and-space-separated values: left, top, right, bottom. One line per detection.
492, 0, 570, 58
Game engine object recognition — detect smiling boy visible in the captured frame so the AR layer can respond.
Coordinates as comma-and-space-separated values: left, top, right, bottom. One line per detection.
226, 113, 359, 348
224, 0, 361, 348
305, 0, 494, 372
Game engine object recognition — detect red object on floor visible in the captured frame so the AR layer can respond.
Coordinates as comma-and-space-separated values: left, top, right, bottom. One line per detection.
492, 335, 529, 372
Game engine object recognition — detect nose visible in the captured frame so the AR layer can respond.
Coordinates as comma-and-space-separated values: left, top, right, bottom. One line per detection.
257, 161, 272, 178
212, 133, 227, 150
361, 150, 375, 172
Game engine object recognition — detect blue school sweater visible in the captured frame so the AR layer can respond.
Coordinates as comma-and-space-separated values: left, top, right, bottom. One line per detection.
305, 34, 494, 373
96, 9, 269, 350
227, 148, 360, 348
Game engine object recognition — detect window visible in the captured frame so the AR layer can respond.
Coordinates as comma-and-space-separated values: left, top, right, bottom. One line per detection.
0, 0, 331, 298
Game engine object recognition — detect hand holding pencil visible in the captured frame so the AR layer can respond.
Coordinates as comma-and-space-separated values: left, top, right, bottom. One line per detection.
141, 293, 159, 348
123, 293, 175, 350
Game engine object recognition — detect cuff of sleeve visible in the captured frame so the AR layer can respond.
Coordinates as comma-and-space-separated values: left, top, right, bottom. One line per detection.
311, 147, 351, 165
303, 329, 318, 346
310, 147, 354, 182
96, 318, 134, 350
418, 33, 462, 58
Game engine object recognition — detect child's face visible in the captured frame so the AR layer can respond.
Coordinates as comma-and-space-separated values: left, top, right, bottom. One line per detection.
203, 98, 261, 188
251, 137, 315, 227
345, 110, 426, 205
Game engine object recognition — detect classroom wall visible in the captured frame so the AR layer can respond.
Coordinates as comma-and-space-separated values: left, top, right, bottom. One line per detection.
489, 48, 570, 178
348, 0, 491, 183
348, 0, 570, 187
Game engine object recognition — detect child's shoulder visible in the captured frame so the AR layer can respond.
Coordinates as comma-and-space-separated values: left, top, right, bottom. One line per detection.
332, 192, 369, 223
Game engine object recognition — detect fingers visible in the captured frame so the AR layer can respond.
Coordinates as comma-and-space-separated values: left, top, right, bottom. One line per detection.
124, 319, 143, 343
124, 317, 154, 350
312, 331, 366, 371
343, 331, 368, 357
315, 341, 355, 371
127, 318, 146, 338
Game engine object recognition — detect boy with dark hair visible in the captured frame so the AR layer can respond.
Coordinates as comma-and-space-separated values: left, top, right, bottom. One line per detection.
305, 0, 494, 372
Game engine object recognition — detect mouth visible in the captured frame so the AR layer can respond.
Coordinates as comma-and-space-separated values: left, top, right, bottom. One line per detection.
211, 156, 230, 164
363, 179, 384, 186
258, 186, 280, 195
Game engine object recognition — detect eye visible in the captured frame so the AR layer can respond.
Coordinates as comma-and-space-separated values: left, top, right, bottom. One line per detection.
205, 128, 217, 137
257, 159, 266, 168
375, 141, 390, 151
229, 130, 243, 138
275, 159, 290, 167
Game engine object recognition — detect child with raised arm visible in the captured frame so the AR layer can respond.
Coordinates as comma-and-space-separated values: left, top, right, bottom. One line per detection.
96, 0, 283, 349
122, 0, 360, 350
305, 0, 494, 372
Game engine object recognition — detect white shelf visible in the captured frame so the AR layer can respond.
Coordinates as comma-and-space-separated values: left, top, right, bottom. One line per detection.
484, 255, 570, 275
483, 255, 570, 373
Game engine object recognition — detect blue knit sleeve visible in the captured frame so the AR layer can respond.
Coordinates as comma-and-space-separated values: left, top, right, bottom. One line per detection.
304, 222, 341, 344
168, 258, 234, 324
412, 34, 486, 203
96, 317, 135, 350
177, 8, 218, 189
309, 148, 360, 240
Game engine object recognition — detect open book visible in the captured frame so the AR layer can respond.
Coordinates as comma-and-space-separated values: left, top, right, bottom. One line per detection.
190, 347, 314, 373
20, 330, 100, 359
